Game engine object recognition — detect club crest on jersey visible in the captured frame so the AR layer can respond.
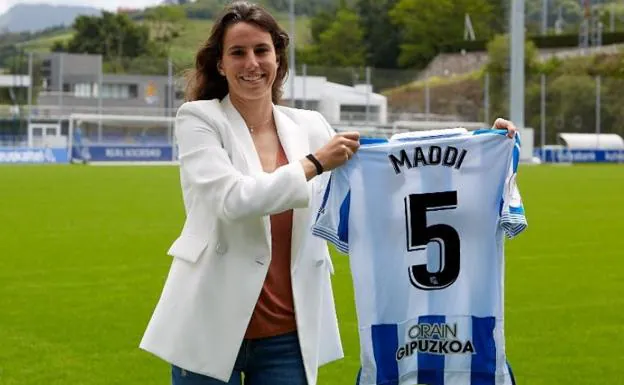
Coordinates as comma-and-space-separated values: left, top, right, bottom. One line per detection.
388, 145, 468, 174
396, 322, 475, 360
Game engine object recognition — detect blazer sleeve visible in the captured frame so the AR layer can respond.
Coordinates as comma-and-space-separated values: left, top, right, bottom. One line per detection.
175, 102, 310, 222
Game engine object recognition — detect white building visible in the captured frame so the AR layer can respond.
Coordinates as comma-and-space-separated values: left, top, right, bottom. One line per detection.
282, 75, 387, 126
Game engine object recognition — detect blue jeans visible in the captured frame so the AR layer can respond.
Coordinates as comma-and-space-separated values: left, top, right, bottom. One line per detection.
171, 331, 307, 385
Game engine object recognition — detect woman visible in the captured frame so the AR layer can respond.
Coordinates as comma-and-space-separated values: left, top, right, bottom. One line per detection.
139, 2, 517, 385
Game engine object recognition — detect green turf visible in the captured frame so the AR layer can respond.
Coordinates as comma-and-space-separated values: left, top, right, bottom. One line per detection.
0, 164, 622, 385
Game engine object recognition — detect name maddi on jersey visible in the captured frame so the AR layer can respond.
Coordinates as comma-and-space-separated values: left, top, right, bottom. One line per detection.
396, 322, 476, 360
388, 145, 468, 175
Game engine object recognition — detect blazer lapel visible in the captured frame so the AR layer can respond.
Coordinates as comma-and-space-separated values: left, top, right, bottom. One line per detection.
221, 96, 312, 265
221, 95, 263, 174
221, 96, 273, 247
273, 107, 311, 272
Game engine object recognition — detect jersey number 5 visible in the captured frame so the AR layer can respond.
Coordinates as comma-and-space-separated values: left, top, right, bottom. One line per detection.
404, 191, 460, 290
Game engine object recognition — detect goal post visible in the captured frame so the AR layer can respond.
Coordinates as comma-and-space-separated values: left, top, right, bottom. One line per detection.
68, 113, 176, 164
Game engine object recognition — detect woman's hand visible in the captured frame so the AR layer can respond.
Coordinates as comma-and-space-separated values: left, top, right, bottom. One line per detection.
493, 118, 517, 138
315, 131, 361, 170
301, 131, 360, 180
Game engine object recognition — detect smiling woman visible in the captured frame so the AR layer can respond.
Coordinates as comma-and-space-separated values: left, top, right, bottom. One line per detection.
218, 23, 279, 105
138, 2, 361, 385
183, 0, 289, 106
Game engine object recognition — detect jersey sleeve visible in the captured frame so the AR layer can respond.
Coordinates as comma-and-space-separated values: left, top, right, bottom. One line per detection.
499, 136, 528, 238
311, 167, 351, 254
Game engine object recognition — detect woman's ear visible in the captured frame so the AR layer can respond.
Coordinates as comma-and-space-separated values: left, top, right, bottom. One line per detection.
217, 61, 225, 76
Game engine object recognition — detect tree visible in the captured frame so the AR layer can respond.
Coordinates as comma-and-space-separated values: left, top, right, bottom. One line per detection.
486, 34, 539, 74
297, 6, 366, 67
66, 12, 151, 67
262, 0, 345, 15
315, 8, 367, 67
308, 9, 335, 44
50, 40, 66, 52
525, 0, 583, 34
145, 5, 186, 56
546, 74, 597, 136
389, 0, 495, 68
183, 0, 236, 19
356, 0, 401, 68
484, 0, 507, 34
485, 34, 539, 121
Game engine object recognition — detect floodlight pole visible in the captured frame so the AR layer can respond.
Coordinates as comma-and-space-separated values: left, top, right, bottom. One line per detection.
27, 52, 33, 135
542, 0, 548, 34
510, 0, 525, 130
289, 0, 296, 107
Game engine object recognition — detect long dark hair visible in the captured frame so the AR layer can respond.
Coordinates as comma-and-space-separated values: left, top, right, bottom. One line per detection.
184, 1, 290, 104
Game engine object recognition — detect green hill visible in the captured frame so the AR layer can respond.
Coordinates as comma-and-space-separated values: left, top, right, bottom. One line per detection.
12, 14, 311, 66
168, 16, 311, 67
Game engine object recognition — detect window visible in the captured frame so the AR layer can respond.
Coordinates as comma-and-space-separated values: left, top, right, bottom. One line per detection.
100, 84, 137, 99
129, 85, 138, 98
340, 104, 380, 122
340, 105, 380, 114
73, 83, 94, 98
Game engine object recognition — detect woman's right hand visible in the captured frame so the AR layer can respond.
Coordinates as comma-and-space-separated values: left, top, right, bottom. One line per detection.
301, 131, 361, 180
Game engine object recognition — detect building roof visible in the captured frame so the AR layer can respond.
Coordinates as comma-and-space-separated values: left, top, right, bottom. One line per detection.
558, 133, 624, 150
282, 75, 386, 105
326, 82, 386, 104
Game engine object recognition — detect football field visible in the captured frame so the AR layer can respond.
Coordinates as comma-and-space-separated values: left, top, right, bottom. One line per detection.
0, 164, 622, 385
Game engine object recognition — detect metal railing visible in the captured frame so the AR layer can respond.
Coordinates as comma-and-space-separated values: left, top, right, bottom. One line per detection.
0, 105, 178, 120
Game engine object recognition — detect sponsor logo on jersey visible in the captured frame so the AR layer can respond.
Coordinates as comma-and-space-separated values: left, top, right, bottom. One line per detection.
396, 322, 475, 360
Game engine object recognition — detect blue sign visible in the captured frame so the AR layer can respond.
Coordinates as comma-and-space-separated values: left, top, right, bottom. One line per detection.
0, 147, 69, 164
537, 148, 624, 163
79, 145, 174, 162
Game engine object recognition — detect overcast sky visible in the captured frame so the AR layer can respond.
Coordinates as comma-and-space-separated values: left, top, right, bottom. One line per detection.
0, 0, 163, 15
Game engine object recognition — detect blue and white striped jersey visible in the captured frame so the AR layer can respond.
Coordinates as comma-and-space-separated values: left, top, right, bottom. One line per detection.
312, 130, 527, 385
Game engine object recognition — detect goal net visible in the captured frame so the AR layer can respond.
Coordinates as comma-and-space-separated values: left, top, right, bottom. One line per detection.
68, 114, 176, 164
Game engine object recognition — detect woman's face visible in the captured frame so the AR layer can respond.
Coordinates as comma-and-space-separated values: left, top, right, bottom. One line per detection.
218, 21, 279, 103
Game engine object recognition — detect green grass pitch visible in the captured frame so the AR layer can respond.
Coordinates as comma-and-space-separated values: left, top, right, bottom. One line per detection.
0, 164, 622, 385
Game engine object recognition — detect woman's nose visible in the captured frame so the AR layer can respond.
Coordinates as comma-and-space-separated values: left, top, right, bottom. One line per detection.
244, 52, 259, 69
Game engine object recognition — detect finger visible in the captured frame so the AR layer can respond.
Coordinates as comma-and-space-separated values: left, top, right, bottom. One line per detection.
341, 146, 349, 161
504, 123, 517, 138
338, 131, 361, 141
342, 144, 353, 160
493, 118, 516, 138
492, 118, 508, 129
343, 140, 360, 152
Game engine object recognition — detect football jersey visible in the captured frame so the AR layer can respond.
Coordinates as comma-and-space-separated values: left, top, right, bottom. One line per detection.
312, 130, 527, 385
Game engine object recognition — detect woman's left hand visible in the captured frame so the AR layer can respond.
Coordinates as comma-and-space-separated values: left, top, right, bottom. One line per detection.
492, 118, 517, 138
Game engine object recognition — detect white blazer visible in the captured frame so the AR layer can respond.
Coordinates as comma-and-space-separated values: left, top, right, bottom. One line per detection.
140, 95, 343, 384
